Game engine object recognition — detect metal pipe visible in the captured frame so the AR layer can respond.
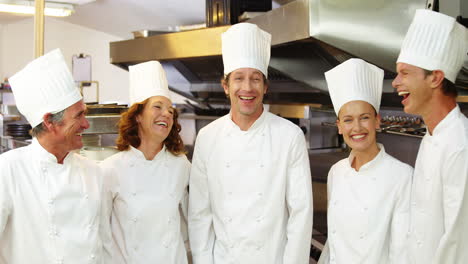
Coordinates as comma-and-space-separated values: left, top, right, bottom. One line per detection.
34, 0, 45, 58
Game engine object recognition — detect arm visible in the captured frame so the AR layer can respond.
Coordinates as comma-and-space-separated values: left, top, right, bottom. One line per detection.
283, 130, 313, 264
99, 165, 122, 264
179, 160, 190, 250
389, 166, 412, 264
188, 136, 215, 264
317, 166, 335, 264
433, 148, 468, 263
0, 160, 12, 238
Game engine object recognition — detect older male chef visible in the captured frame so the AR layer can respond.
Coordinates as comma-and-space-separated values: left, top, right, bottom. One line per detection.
188, 23, 313, 264
392, 9, 468, 264
0, 49, 104, 263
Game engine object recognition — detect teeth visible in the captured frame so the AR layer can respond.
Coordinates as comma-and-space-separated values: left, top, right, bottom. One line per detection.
155, 121, 168, 127
352, 135, 365, 139
240, 96, 254, 100
398, 91, 410, 96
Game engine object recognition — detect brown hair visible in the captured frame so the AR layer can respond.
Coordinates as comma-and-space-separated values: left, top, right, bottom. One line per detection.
116, 98, 185, 156
423, 69, 458, 98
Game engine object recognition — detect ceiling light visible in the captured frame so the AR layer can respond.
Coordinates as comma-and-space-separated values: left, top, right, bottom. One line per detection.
0, 0, 74, 17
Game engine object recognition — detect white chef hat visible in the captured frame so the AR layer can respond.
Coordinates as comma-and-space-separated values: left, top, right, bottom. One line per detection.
9, 49, 82, 128
397, 9, 468, 83
129, 61, 171, 105
222, 23, 271, 76
325, 58, 384, 115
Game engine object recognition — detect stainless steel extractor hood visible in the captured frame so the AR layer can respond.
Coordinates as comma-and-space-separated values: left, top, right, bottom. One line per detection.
109, 0, 468, 106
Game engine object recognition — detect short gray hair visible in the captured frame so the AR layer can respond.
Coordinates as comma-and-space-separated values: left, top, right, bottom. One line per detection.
30, 109, 66, 137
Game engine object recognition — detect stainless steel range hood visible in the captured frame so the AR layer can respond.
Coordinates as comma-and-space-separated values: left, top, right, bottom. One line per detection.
109, 0, 467, 106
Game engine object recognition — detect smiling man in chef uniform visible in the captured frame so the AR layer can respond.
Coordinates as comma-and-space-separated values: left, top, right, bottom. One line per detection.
188, 23, 313, 264
0, 49, 104, 263
392, 9, 468, 264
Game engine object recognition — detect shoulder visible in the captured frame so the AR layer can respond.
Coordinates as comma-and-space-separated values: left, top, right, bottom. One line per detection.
381, 151, 413, 180
266, 112, 302, 132
196, 115, 229, 139
166, 152, 191, 168
0, 146, 31, 167
438, 113, 468, 153
100, 151, 127, 169
329, 158, 350, 173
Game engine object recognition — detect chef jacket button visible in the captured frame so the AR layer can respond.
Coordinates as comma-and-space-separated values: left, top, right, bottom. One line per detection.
372, 177, 376, 181
130, 163, 135, 167
332, 229, 336, 234
84, 194, 89, 200
91, 254, 95, 259
363, 207, 368, 211
360, 234, 365, 239
133, 218, 138, 223
163, 242, 169, 248
230, 244, 235, 248
260, 164, 264, 168
257, 192, 263, 196
134, 246, 138, 251
256, 217, 262, 222
167, 218, 172, 224
48, 198, 54, 205
226, 164, 230, 168
256, 245, 263, 250
228, 191, 233, 195
132, 192, 137, 196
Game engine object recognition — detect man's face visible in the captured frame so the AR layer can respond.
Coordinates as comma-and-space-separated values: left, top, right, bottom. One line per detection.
54, 100, 89, 152
223, 67, 268, 119
392, 62, 433, 115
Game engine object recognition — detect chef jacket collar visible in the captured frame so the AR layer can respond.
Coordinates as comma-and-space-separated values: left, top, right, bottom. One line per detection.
226, 105, 268, 133
348, 143, 386, 172
31, 137, 73, 164
128, 144, 167, 163
425, 105, 461, 140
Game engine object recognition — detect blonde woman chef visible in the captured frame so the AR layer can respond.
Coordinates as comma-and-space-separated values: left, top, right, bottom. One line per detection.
318, 59, 413, 264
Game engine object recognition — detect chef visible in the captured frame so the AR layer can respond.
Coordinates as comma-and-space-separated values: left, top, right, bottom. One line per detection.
318, 59, 413, 264
100, 61, 190, 264
0, 49, 104, 263
188, 23, 313, 264
392, 9, 468, 264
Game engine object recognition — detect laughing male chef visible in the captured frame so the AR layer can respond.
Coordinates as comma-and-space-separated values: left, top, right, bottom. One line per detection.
0, 49, 105, 263
392, 9, 468, 264
188, 23, 313, 264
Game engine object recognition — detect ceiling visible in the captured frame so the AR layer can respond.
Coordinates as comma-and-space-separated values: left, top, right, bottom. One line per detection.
0, 0, 289, 38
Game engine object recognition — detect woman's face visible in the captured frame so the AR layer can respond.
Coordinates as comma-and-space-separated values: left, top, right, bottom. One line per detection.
337, 100, 380, 153
136, 96, 174, 142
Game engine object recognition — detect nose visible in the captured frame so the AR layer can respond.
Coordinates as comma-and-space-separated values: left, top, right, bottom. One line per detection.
392, 74, 401, 89
82, 116, 90, 130
242, 78, 253, 91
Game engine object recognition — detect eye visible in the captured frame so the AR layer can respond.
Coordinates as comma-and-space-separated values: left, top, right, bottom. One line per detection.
154, 105, 161, 109
343, 119, 352, 123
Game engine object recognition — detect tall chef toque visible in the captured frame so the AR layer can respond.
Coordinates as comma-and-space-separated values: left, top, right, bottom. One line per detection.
397, 9, 468, 83
222, 23, 271, 77
325, 58, 384, 115
9, 49, 82, 128
129, 61, 171, 105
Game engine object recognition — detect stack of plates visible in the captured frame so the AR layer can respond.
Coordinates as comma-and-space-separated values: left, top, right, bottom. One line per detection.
6, 124, 32, 139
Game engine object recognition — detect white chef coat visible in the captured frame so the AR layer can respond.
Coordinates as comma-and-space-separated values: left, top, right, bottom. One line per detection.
318, 144, 412, 264
409, 105, 468, 264
100, 145, 191, 264
0, 138, 104, 264
188, 110, 313, 264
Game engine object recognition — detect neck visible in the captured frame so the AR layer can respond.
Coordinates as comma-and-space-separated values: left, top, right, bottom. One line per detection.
37, 136, 69, 164
351, 143, 380, 171
421, 92, 457, 135
231, 108, 263, 131
137, 136, 164, 160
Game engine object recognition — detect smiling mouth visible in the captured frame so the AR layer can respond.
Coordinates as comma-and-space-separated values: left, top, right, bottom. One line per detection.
351, 134, 366, 140
155, 121, 168, 127
239, 96, 255, 101
398, 91, 410, 101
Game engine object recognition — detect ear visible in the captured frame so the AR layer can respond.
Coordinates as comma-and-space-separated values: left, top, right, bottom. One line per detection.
222, 79, 229, 97
428, 70, 445, 89
375, 113, 381, 130
136, 114, 141, 123
336, 119, 343, 135
42, 113, 55, 132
